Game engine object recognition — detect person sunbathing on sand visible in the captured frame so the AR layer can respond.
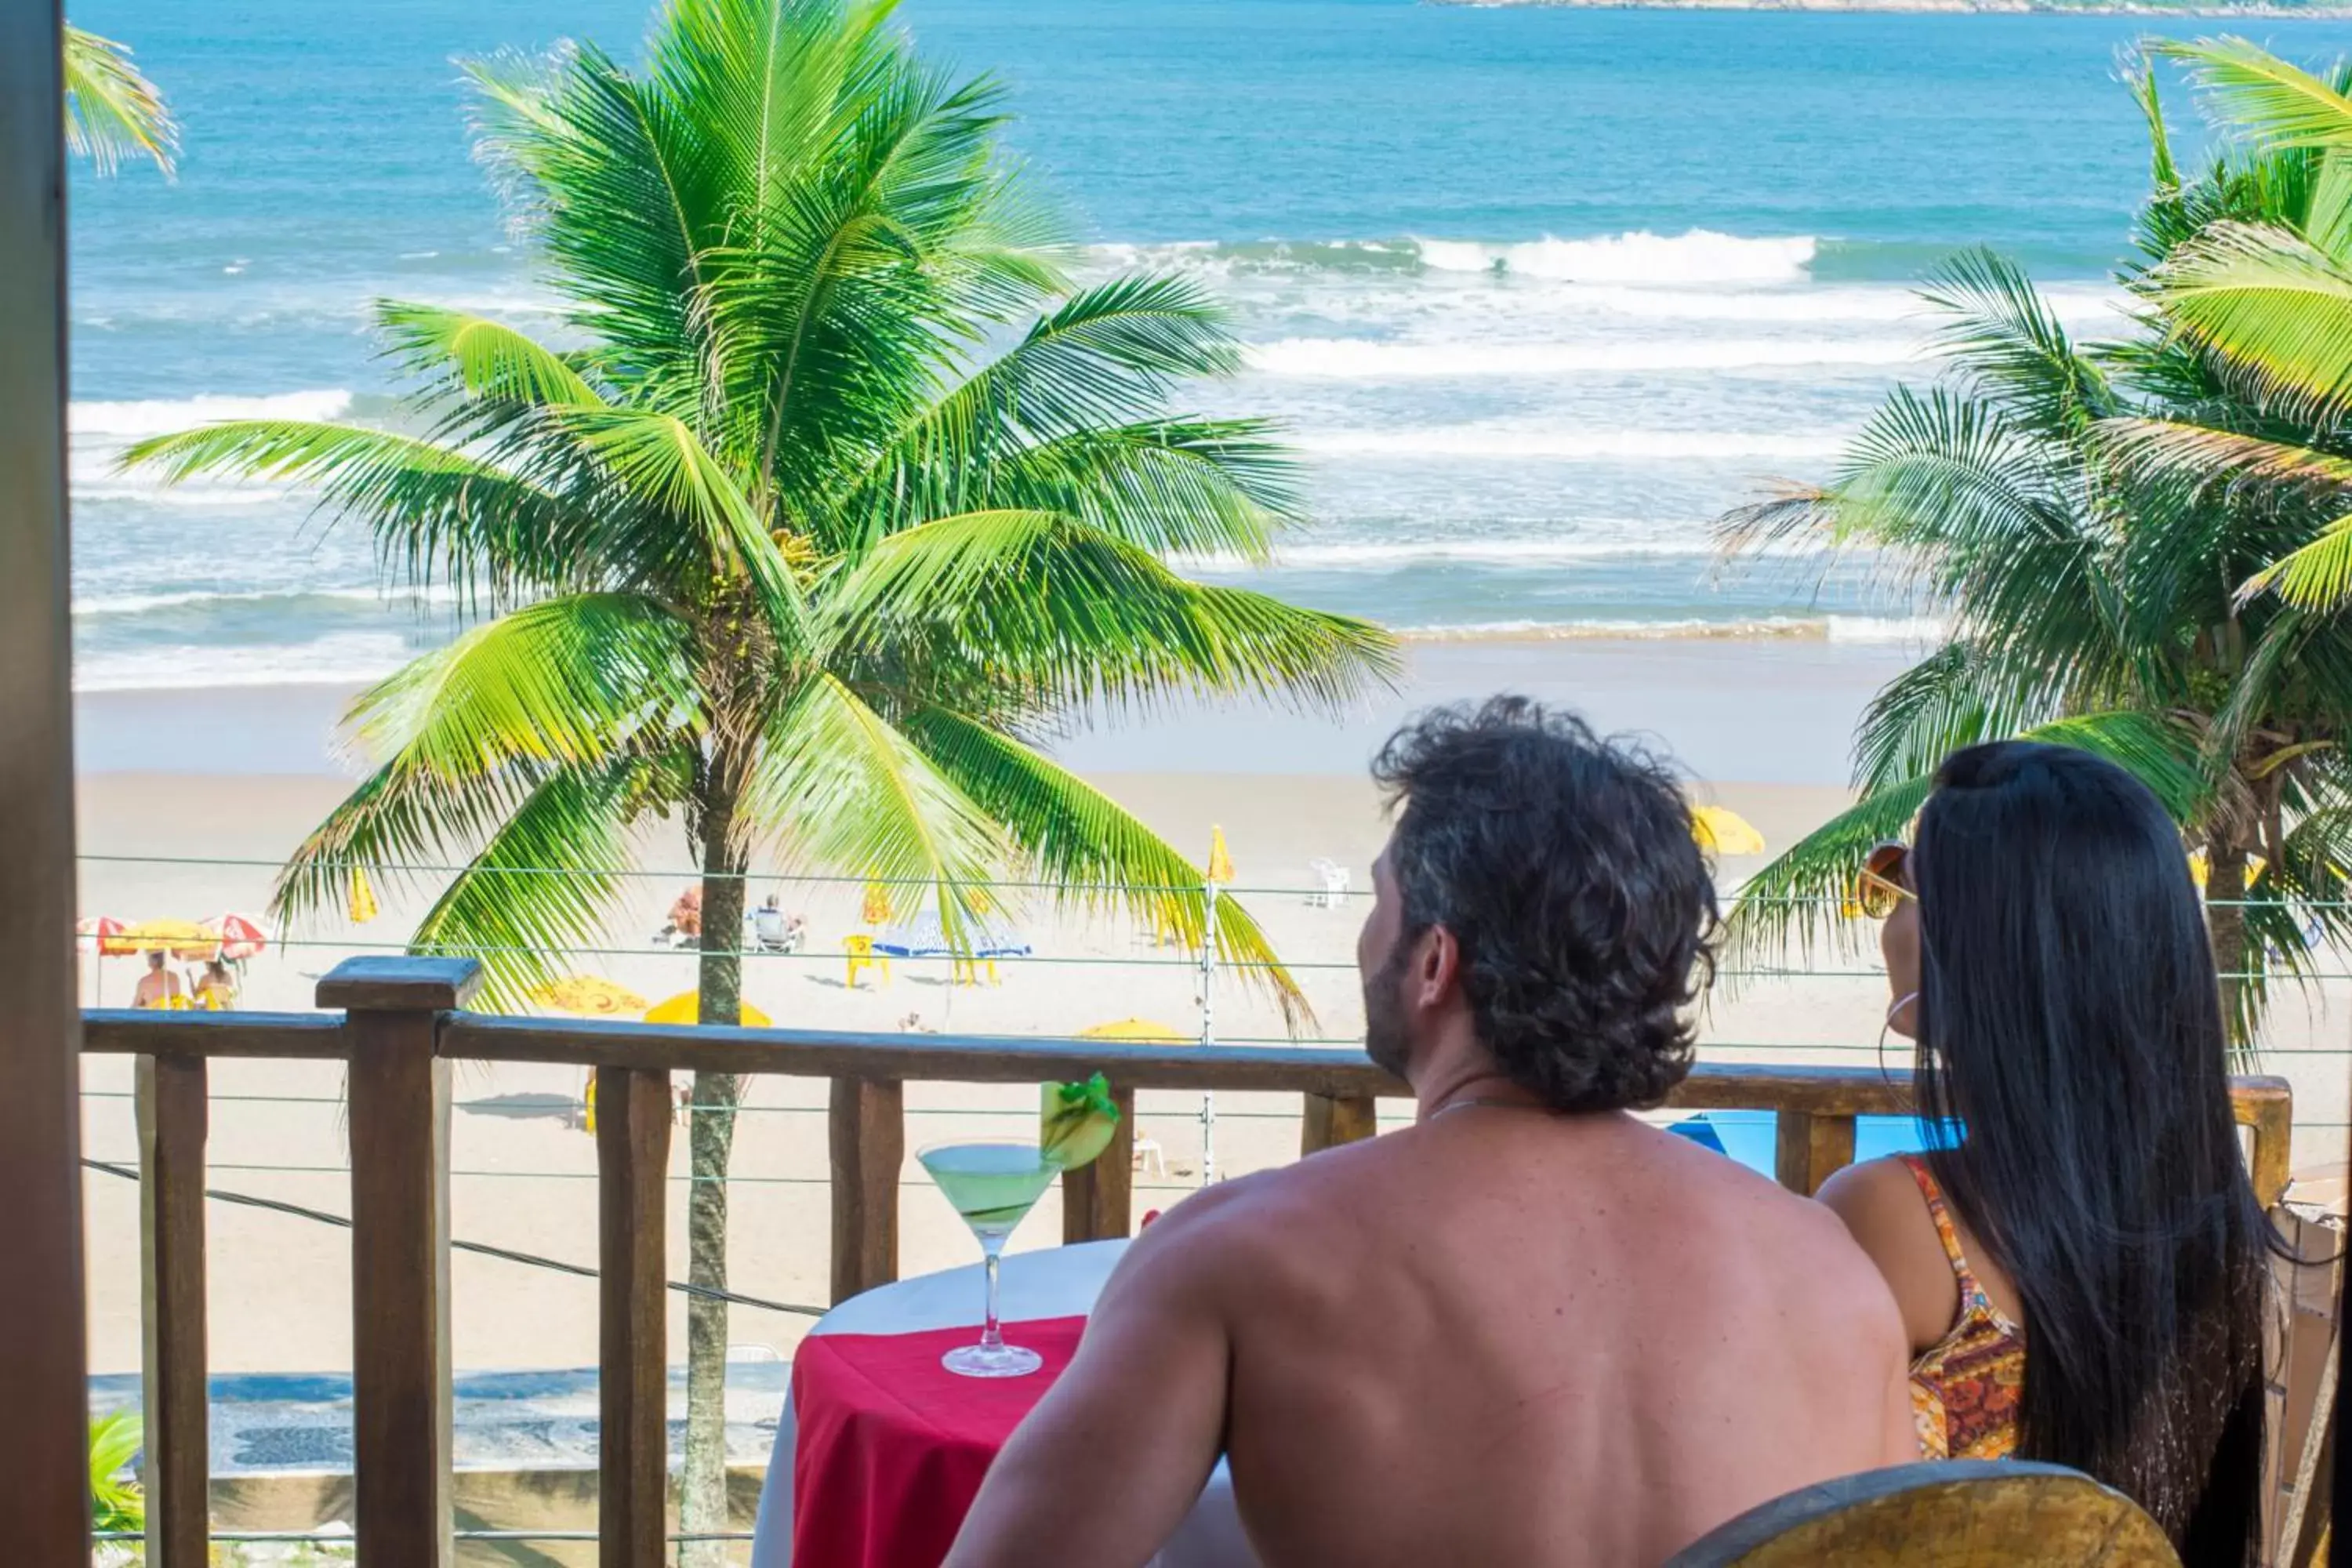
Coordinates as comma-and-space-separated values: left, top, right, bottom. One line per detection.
949, 699, 1915, 1568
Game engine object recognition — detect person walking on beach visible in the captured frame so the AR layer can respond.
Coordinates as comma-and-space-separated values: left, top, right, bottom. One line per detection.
949, 699, 1915, 1568
131, 949, 186, 1010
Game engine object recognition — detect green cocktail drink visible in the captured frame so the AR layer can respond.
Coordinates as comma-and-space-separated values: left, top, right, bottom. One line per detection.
917, 1141, 1063, 1377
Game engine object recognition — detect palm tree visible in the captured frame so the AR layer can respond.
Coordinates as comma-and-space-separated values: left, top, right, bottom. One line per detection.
1714, 59, 2352, 1044
122, 0, 1394, 1549
2128, 40, 2352, 612
64, 24, 176, 176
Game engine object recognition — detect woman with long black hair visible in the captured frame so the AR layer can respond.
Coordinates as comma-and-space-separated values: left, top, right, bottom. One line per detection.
1819, 739, 2274, 1563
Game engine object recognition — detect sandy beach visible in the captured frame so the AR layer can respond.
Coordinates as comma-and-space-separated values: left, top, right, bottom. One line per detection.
65, 633, 2352, 1395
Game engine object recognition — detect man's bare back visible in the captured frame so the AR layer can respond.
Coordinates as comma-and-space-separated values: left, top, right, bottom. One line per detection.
1204, 1109, 1907, 1563
951, 1109, 1911, 1568
949, 702, 1917, 1566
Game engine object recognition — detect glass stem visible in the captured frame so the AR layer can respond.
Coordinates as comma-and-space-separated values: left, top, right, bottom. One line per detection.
980, 1239, 1006, 1349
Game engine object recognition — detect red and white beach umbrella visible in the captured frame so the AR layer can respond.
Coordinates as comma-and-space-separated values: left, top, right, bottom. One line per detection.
75, 915, 125, 955
205, 913, 270, 962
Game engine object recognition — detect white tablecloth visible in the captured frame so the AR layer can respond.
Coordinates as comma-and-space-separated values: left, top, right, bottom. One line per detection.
748, 1239, 1258, 1567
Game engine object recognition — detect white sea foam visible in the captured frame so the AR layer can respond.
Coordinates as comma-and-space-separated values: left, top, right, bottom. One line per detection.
72, 584, 462, 617
1250, 336, 1919, 378
1294, 426, 1849, 461
70, 390, 355, 440
73, 632, 416, 693
1181, 535, 1824, 571
1415, 230, 1819, 286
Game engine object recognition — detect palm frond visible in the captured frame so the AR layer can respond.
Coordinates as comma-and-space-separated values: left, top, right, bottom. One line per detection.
270, 597, 695, 928
558, 407, 814, 645
744, 673, 1010, 936
2242, 510, 2352, 608
2147, 220, 2352, 417
1850, 640, 2056, 795
898, 702, 1313, 1028
342, 593, 699, 773
1919, 247, 2114, 438
376, 303, 608, 409
2155, 38, 2352, 154
116, 419, 591, 602
64, 24, 176, 177
822, 508, 1397, 715
408, 759, 652, 1009
826, 274, 1264, 550
1721, 709, 2205, 972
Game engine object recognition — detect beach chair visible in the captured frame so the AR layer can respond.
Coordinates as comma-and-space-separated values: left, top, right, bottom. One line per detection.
843, 933, 891, 989
1663, 1460, 2177, 1566
1308, 858, 1351, 908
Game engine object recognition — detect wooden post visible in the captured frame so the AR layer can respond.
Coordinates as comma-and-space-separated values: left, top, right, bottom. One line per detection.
0, 0, 91, 1557
829, 1076, 902, 1304
597, 1066, 673, 1568
1773, 1109, 1855, 1197
1062, 1085, 1136, 1244
1301, 1091, 1378, 1157
138, 1054, 209, 1567
320, 956, 479, 1568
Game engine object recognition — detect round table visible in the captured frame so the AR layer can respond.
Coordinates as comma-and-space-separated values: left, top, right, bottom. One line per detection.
750, 1240, 1259, 1568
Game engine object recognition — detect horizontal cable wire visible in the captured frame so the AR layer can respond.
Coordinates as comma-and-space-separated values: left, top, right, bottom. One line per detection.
80, 1158, 825, 1316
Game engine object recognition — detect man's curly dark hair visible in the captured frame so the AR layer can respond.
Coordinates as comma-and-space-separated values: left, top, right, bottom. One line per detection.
1370, 697, 1718, 1112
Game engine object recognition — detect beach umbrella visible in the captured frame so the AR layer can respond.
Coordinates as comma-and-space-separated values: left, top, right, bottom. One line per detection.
1691, 805, 1766, 857
1206, 825, 1235, 885
528, 975, 650, 1017
1077, 1018, 1187, 1044
104, 919, 218, 960
644, 991, 773, 1027
2189, 849, 2268, 890
76, 915, 125, 955
347, 866, 379, 924
78, 916, 125, 1006
873, 909, 1033, 960
204, 913, 270, 961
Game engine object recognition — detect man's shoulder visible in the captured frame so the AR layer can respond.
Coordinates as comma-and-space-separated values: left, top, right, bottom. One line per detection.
1112, 1153, 1367, 1299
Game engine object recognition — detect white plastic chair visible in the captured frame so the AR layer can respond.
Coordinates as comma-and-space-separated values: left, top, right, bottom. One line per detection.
1307, 858, 1351, 909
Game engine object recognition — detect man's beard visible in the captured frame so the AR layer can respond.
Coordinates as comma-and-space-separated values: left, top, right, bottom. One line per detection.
1362, 939, 1415, 1078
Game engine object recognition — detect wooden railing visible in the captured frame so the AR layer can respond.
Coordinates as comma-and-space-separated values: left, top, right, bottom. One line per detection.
82, 955, 2299, 1566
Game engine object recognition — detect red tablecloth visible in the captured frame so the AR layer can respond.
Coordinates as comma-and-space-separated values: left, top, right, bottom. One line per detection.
790, 1316, 1090, 1568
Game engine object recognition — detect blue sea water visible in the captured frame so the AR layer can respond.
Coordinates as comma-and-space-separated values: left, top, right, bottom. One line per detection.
64, 0, 2352, 691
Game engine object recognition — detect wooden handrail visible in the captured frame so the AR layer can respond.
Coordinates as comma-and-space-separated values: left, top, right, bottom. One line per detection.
83, 958, 2303, 1566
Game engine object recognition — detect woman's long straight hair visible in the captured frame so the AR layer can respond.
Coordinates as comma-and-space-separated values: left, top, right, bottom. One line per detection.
1911, 741, 2272, 1562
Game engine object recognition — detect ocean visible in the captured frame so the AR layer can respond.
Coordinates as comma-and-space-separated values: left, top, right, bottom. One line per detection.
63, 0, 2352, 695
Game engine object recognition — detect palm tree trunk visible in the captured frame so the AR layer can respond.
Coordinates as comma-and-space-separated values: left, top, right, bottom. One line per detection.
682, 775, 747, 1567
2204, 826, 2250, 1049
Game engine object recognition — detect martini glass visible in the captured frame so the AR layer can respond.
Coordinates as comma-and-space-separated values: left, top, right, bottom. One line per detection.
918, 1139, 1064, 1377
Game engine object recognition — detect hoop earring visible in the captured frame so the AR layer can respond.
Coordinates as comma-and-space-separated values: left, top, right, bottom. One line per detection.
1878, 991, 1918, 1054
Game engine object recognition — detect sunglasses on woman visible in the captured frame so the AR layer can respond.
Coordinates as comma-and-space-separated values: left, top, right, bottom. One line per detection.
1854, 840, 1917, 920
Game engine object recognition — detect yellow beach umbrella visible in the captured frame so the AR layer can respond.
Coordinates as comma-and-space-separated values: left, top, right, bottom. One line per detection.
1206, 826, 1234, 885
1691, 805, 1766, 857
1077, 1017, 1187, 1044
644, 991, 772, 1027
528, 975, 650, 1017
102, 919, 217, 960
2188, 850, 2267, 890
347, 866, 379, 924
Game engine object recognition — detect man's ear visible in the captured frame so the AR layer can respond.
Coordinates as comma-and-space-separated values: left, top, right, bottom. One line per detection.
1416, 922, 1462, 1010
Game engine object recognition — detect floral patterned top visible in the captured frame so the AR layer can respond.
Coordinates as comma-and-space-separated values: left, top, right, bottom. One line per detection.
1900, 1152, 2026, 1460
